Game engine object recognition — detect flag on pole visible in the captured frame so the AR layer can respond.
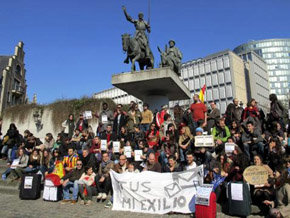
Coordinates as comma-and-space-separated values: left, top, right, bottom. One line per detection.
199, 84, 206, 103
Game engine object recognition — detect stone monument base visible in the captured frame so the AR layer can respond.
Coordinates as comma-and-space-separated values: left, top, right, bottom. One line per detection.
111, 67, 191, 112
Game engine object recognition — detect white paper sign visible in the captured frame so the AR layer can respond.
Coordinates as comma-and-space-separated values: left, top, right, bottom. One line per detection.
134, 150, 143, 161
102, 114, 108, 123
10, 159, 20, 169
110, 166, 204, 214
231, 183, 243, 201
24, 176, 33, 189
101, 140, 107, 151
113, 141, 120, 153
84, 111, 92, 119
124, 146, 132, 158
195, 135, 214, 147
225, 143, 235, 154
43, 186, 57, 201
196, 184, 213, 206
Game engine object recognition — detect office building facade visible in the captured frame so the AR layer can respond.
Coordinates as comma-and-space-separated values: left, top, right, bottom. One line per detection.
234, 38, 290, 105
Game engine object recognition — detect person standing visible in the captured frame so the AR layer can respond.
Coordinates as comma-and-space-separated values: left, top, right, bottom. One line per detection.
207, 102, 220, 133
190, 94, 207, 132
75, 114, 88, 132
140, 103, 153, 133
62, 114, 75, 139
96, 102, 114, 134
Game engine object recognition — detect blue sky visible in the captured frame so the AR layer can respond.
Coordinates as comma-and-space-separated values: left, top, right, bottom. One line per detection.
0, 0, 289, 104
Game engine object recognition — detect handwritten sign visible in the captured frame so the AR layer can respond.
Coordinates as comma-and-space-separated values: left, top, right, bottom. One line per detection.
134, 150, 143, 162
113, 141, 120, 153
195, 135, 214, 147
101, 140, 107, 151
196, 184, 213, 206
102, 114, 108, 123
225, 143, 236, 154
124, 146, 132, 158
243, 165, 268, 185
110, 166, 204, 214
84, 111, 92, 119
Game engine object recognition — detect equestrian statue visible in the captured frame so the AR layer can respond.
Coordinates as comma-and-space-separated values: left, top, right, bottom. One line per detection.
122, 6, 154, 71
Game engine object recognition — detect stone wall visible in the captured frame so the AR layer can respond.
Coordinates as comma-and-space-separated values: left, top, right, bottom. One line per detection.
1, 98, 116, 141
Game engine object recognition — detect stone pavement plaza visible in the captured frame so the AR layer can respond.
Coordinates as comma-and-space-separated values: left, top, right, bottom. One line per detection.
0, 193, 264, 218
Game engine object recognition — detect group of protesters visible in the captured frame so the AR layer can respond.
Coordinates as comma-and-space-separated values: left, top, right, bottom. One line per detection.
0, 93, 289, 217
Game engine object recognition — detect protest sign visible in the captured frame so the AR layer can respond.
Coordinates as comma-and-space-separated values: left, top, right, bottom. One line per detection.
225, 143, 235, 154
231, 183, 243, 201
101, 140, 107, 151
243, 165, 268, 185
196, 184, 213, 206
124, 146, 132, 158
11, 159, 19, 169
113, 141, 120, 153
102, 114, 108, 123
134, 150, 143, 161
84, 111, 92, 119
110, 165, 204, 214
194, 135, 214, 147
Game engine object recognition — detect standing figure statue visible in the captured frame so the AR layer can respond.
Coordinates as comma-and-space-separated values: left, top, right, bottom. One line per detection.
122, 6, 154, 71
158, 40, 183, 76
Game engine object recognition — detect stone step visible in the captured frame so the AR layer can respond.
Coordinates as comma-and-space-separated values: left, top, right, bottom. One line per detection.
0, 179, 20, 187
0, 185, 19, 195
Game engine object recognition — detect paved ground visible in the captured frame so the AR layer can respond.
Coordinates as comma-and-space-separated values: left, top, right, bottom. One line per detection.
0, 193, 264, 218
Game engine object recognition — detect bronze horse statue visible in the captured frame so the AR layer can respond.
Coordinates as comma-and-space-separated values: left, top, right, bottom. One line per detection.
122, 33, 154, 71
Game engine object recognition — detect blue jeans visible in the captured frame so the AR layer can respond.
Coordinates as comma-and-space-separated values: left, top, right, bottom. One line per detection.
23, 166, 39, 174
160, 151, 168, 166
63, 180, 79, 200
140, 124, 149, 132
1, 145, 13, 162
243, 142, 264, 160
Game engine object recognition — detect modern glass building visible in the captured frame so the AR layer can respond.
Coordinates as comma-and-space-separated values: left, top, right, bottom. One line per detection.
233, 38, 290, 105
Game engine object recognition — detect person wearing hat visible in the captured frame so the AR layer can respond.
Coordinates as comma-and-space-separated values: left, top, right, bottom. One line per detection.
193, 127, 213, 166
159, 39, 183, 75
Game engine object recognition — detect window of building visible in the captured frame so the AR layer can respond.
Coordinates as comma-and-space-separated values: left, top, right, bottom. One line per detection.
16, 65, 21, 76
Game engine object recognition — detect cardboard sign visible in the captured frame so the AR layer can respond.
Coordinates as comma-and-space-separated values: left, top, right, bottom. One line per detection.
134, 150, 143, 162
113, 141, 120, 153
124, 146, 132, 158
243, 165, 269, 185
101, 140, 107, 151
195, 135, 214, 147
196, 184, 213, 206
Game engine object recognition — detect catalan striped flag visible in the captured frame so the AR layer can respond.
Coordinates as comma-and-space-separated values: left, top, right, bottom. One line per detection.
199, 84, 206, 103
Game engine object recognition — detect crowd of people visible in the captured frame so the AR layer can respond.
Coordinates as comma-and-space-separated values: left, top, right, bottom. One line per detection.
0, 94, 289, 217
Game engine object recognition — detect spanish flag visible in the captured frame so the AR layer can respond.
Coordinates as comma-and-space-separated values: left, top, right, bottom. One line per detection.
199, 84, 206, 103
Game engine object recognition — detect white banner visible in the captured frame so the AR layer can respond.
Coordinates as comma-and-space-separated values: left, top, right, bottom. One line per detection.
110, 166, 204, 214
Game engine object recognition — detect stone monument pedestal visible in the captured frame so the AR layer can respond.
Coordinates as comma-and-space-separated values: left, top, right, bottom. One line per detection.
111, 67, 191, 112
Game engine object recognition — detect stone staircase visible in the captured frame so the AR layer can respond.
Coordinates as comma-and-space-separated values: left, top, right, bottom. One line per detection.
0, 160, 263, 217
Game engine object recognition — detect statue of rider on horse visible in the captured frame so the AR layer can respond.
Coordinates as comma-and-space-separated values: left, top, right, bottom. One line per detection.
122, 6, 154, 71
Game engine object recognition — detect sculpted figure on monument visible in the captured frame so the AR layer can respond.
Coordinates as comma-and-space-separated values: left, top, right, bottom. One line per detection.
121, 6, 154, 71
158, 40, 183, 76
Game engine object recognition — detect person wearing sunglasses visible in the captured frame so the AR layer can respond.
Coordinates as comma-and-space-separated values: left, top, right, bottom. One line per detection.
60, 160, 84, 204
